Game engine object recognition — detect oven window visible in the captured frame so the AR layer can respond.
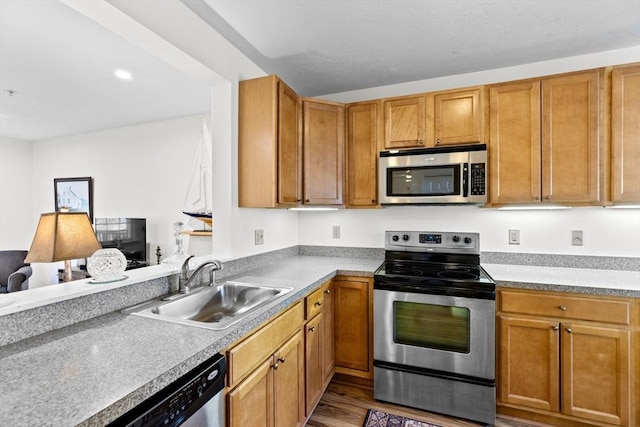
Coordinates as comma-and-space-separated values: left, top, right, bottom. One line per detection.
394, 301, 470, 353
387, 165, 460, 196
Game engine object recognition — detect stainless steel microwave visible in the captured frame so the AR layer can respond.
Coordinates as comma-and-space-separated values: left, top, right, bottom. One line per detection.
378, 144, 487, 205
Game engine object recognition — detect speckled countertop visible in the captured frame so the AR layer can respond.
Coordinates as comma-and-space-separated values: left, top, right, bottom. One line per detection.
1, 254, 638, 426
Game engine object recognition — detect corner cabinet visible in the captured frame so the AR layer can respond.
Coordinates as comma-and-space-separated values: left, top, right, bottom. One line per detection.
489, 70, 604, 206
239, 75, 300, 208
497, 288, 638, 427
611, 64, 640, 203
334, 276, 373, 379
302, 99, 345, 205
227, 302, 305, 427
346, 101, 379, 207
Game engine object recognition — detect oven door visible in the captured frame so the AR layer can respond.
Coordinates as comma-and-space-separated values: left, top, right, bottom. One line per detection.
374, 288, 494, 380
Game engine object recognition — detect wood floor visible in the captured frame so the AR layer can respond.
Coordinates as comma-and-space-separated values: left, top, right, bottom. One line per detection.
306, 381, 553, 427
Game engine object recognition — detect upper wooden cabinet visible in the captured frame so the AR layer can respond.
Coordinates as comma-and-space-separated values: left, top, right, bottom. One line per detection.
428, 87, 486, 146
611, 64, 640, 203
542, 70, 602, 204
302, 99, 345, 205
489, 70, 603, 205
382, 95, 426, 149
239, 75, 300, 207
346, 101, 379, 207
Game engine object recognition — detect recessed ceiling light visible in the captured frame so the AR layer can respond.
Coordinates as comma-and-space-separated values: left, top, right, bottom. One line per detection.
114, 69, 132, 80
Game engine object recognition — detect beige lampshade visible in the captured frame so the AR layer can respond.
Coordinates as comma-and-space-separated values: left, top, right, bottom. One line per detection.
25, 212, 102, 263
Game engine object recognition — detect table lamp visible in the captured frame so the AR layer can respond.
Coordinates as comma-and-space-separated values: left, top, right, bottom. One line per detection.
25, 212, 102, 282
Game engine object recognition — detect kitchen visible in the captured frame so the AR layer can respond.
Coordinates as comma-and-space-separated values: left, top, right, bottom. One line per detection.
1, 1, 639, 426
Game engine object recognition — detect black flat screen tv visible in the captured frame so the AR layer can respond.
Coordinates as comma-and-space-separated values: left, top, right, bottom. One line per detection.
94, 218, 147, 268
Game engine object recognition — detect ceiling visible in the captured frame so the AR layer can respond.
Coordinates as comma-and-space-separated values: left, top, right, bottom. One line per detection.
1, 1, 638, 141
0, 1, 211, 141
188, 0, 640, 96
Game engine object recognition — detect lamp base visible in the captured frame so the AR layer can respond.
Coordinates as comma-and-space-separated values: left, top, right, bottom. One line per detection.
63, 260, 73, 282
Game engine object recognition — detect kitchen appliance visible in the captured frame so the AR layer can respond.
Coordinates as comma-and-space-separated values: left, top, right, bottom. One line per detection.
378, 144, 487, 205
373, 231, 495, 425
107, 353, 225, 427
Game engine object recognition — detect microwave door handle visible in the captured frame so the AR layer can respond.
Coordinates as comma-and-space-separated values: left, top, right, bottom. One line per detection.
462, 163, 469, 197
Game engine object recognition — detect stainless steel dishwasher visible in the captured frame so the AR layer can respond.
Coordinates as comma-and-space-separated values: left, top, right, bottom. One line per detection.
107, 353, 225, 427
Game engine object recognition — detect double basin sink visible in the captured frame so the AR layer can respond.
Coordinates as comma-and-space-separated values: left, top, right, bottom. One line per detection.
124, 282, 293, 330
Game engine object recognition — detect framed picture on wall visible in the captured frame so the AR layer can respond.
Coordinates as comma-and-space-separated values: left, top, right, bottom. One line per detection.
54, 177, 93, 222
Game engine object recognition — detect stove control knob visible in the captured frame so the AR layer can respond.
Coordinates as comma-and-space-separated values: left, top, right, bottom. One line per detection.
452, 235, 460, 243
402, 234, 410, 241
392, 235, 399, 242
464, 237, 473, 244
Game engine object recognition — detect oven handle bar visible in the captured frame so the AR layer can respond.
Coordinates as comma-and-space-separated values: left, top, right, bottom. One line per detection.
373, 280, 495, 300
374, 360, 495, 387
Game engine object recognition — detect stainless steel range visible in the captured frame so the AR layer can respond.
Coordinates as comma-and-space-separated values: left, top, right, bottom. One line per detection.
373, 230, 496, 426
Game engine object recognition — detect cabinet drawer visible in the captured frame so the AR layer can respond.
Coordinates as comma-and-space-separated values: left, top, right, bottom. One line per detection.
228, 301, 304, 388
305, 286, 325, 320
499, 290, 630, 325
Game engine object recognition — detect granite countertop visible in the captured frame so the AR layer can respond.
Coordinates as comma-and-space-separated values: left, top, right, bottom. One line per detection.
1, 254, 638, 426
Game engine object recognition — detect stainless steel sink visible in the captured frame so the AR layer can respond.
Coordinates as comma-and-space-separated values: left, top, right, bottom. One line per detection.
124, 282, 292, 330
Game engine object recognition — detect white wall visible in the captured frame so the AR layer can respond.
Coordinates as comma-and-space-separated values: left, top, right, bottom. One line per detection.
298, 207, 640, 257
0, 137, 34, 249
26, 115, 211, 286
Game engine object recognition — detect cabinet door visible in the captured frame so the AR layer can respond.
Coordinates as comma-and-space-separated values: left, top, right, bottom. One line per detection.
433, 88, 484, 145
498, 316, 560, 412
542, 71, 602, 203
321, 283, 335, 385
277, 82, 301, 206
274, 330, 305, 427
334, 278, 372, 377
561, 323, 630, 426
303, 100, 344, 205
347, 102, 379, 207
611, 65, 640, 203
383, 96, 425, 149
305, 314, 323, 416
489, 81, 542, 204
228, 357, 274, 427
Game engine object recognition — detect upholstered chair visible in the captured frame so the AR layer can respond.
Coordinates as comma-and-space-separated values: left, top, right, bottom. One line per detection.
0, 250, 32, 293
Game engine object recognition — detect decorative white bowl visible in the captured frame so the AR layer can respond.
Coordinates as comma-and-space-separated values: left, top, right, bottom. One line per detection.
87, 248, 127, 283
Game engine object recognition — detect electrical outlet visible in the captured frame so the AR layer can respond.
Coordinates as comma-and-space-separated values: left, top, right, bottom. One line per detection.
332, 225, 340, 239
254, 229, 264, 245
509, 229, 520, 245
572, 230, 583, 246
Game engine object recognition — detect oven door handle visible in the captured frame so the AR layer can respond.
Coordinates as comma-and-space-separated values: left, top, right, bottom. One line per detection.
462, 162, 469, 197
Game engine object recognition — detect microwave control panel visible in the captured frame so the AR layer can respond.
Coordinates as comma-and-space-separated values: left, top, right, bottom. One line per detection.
470, 163, 486, 195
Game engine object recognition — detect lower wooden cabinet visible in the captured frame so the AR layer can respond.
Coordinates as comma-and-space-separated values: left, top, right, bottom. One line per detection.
498, 289, 637, 427
227, 303, 305, 427
305, 313, 323, 415
334, 276, 373, 379
321, 281, 335, 385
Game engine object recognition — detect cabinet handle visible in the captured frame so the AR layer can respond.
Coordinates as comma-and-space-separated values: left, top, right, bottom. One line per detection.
566, 328, 572, 334
545, 195, 551, 200
419, 139, 424, 145
314, 301, 322, 307
559, 306, 567, 311
371, 199, 376, 204
324, 289, 331, 295
309, 326, 316, 332
305, 199, 310, 203
271, 363, 279, 370
436, 138, 440, 144
278, 357, 286, 363
535, 196, 540, 200
552, 325, 559, 331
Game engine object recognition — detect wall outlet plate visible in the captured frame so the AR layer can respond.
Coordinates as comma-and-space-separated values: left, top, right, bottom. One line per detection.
255, 229, 264, 245
572, 230, 583, 246
509, 229, 520, 245
332, 225, 340, 239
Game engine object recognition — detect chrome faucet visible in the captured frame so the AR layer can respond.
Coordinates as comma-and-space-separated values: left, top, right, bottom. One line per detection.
179, 256, 224, 294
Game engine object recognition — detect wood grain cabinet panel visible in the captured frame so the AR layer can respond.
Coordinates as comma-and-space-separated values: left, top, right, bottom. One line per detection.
305, 314, 323, 416
334, 277, 373, 378
321, 282, 335, 385
302, 100, 344, 205
239, 75, 300, 208
346, 102, 379, 207
432, 87, 485, 146
611, 64, 640, 203
383, 95, 425, 149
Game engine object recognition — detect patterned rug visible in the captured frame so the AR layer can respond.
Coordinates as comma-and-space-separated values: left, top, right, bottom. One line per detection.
363, 409, 442, 427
